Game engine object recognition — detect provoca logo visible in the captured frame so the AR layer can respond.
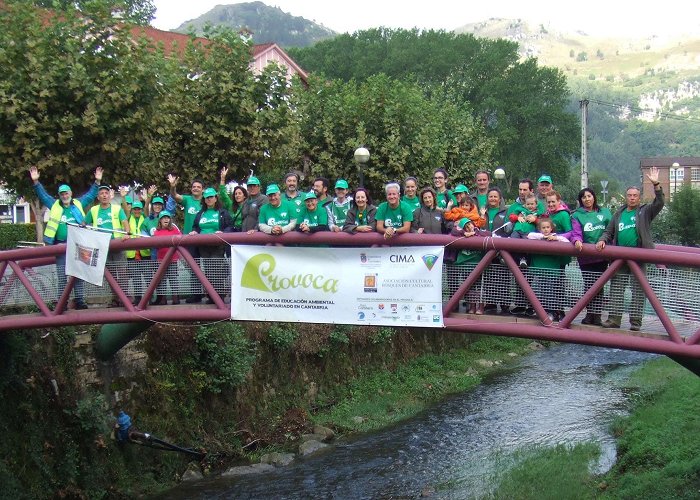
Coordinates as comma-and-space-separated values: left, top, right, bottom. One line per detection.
240, 253, 339, 293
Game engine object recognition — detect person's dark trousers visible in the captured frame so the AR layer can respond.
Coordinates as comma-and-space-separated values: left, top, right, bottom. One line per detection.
55, 250, 86, 307
579, 260, 608, 325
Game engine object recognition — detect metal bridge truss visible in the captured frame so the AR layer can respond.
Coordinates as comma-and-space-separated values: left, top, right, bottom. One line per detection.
1, 233, 700, 359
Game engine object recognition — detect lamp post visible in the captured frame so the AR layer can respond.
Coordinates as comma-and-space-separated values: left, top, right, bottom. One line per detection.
494, 167, 506, 194
600, 180, 608, 206
354, 147, 370, 188
671, 162, 680, 198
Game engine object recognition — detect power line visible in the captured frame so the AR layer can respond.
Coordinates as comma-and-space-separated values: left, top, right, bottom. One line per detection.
586, 98, 700, 125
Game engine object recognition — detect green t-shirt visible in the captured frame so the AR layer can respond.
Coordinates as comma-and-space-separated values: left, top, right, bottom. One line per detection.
259, 201, 294, 227
401, 195, 421, 212
299, 205, 328, 228
285, 194, 304, 217
487, 207, 501, 231
198, 208, 220, 234
55, 206, 80, 242
376, 201, 414, 229
617, 209, 638, 247
85, 205, 127, 238
549, 210, 572, 233
571, 208, 612, 244
182, 195, 202, 234
435, 190, 457, 210
329, 201, 351, 227
476, 193, 488, 211
512, 207, 538, 233
144, 216, 159, 236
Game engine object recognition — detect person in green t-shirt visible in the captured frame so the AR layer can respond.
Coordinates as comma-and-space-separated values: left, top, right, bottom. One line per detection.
376, 182, 414, 239
596, 167, 664, 331
298, 191, 329, 233
571, 187, 613, 326
433, 168, 457, 211
402, 176, 421, 212
167, 174, 204, 235
259, 184, 297, 235
328, 179, 352, 232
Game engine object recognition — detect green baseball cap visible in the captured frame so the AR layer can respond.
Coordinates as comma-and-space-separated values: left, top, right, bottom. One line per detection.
335, 179, 349, 189
97, 185, 111, 191
538, 175, 552, 184
453, 184, 469, 194
247, 176, 261, 186
457, 218, 473, 229
131, 201, 143, 209
304, 191, 317, 200
158, 210, 172, 220
203, 187, 217, 198
266, 184, 281, 195
125, 196, 133, 204
57, 184, 71, 194
151, 196, 164, 205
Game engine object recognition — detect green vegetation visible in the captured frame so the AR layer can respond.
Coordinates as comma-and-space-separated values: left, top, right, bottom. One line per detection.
0, 223, 36, 249
486, 357, 700, 499
267, 323, 298, 351
313, 336, 530, 433
194, 323, 258, 393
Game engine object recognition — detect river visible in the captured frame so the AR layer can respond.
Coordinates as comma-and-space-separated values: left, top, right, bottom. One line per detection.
166, 344, 655, 499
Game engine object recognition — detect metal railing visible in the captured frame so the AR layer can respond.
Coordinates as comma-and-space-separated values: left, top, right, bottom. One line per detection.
1, 232, 700, 358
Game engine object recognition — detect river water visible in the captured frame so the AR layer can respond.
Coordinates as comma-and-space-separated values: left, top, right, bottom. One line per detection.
168, 344, 655, 499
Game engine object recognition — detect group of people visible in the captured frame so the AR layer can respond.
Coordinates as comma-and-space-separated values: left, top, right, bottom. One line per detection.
30, 164, 664, 331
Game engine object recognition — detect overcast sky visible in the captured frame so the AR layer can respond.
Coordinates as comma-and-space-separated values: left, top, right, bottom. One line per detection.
152, 0, 700, 38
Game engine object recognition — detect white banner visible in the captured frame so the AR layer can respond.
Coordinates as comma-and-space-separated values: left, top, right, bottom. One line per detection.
231, 246, 444, 327
65, 225, 111, 286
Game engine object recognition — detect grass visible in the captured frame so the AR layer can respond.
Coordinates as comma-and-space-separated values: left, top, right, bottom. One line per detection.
312, 336, 531, 433
487, 357, 700, 499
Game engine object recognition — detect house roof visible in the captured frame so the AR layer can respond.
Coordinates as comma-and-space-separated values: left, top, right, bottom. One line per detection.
640, 157, 700, 167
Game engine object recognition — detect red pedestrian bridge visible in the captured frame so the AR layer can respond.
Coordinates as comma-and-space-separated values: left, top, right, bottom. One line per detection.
2, 232, 700, 363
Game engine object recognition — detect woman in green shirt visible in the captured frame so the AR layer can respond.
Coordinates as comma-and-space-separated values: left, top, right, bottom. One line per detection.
191, 188, 234, 303
570, 188, 613, 325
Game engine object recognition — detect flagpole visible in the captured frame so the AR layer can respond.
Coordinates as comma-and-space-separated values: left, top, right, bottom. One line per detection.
66, 222, 144, 237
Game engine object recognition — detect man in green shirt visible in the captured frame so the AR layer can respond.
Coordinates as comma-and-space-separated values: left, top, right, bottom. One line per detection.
298, 191, 329, 233
167, 174, 204, 235
596, 167, 664, 331
259, 184, 296, 235
376, 182, 413, 239
284, 172, 304, 218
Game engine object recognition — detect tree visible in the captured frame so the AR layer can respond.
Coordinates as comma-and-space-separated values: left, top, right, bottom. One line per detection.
295, 74, 494, 194
0, 1, 163, 199
666, 185, 700, 246
31, 0, 156, 25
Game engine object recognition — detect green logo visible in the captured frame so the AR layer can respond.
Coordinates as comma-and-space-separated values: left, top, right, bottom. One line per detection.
422, 254, 439, 271
241, 253, 339, 293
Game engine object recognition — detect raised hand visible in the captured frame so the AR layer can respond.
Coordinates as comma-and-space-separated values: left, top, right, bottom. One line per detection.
167, 174, 178, 187
147, 185, 157, 196
119, 186, 129, 197
29, 166, 40, 182
220, 166, 229, 183
646, 166, 660, 184
94, 166, 104, 183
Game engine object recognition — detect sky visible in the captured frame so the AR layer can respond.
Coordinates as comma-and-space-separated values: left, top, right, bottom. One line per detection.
152, 0, 700, 38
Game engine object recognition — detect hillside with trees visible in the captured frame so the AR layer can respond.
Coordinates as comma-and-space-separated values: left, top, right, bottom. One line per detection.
174, 1, 335, 47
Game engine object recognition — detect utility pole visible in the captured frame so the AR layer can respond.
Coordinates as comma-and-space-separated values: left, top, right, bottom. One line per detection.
580, 99, 589, 189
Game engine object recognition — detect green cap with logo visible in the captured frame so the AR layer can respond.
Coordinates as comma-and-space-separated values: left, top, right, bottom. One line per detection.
158, 210, 172, 220
131, 201, 143, 209
203, 187, 217, 198
247, 176, 261, 186
151, 196, 164, 205
538, 175, 552, 184
97, 184, 111, 192
304, 191, 317, 200
266, 184, 281, 195
335, 179, 349, 189
453, 184, 469, 194
57, 184, 71, 194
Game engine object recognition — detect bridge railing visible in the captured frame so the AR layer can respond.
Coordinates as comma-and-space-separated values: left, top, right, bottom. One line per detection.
1, 232, 700, 358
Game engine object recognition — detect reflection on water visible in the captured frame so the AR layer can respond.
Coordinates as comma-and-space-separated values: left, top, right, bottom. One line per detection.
166, 344, 655, 499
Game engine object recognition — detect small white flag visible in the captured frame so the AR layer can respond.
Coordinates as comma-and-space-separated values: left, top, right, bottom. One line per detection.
65, 225, 111, 286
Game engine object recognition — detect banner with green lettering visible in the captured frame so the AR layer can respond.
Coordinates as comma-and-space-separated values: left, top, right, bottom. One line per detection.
231, 246, 444, 327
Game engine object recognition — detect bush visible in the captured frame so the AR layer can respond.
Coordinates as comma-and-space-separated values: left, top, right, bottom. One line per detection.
0, 223, 36, 249
194, 323, 257, 393
267, 324, 297, 351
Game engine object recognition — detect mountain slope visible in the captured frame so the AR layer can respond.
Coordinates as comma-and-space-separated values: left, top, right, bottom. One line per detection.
174, 1, 336, 48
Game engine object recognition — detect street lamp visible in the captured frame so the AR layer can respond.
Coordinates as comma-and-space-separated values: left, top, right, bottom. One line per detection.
494, 167, 505, 181
671, 162, 680, 197
354, 147, 370, 188
600, 180, 609, 206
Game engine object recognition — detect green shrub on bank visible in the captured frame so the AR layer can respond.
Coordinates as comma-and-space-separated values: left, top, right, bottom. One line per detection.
267, 324, 297, 350
0, 223, 36, 249
194, 323, 257, 393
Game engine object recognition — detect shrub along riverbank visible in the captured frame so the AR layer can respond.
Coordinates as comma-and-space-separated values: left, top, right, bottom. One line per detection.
489, 357, 700, 499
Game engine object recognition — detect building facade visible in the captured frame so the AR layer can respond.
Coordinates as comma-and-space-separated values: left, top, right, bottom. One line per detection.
640, 157, 700, 200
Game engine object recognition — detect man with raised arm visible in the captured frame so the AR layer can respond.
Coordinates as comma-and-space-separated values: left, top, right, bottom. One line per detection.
29, 165, 103, 309
596, 167, 664, 331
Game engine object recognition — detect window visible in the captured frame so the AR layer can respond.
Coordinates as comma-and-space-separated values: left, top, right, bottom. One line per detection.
692, 167, 700, 189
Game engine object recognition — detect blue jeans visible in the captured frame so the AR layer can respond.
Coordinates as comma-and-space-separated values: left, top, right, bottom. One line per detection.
55, 251, 85, 304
